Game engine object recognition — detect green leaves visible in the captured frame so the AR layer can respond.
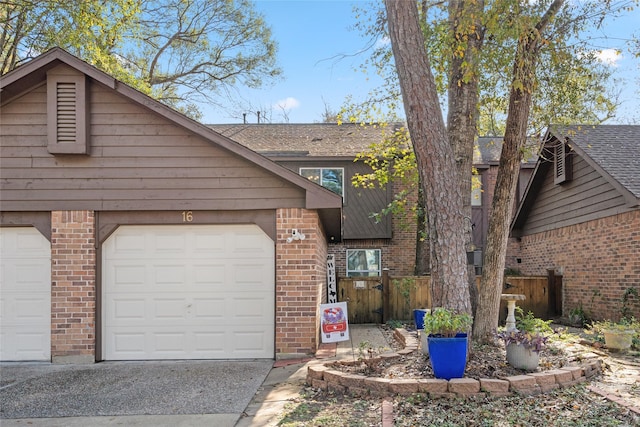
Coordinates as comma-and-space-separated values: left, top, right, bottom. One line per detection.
423, 307, 473, 338
1, 0, 281, 120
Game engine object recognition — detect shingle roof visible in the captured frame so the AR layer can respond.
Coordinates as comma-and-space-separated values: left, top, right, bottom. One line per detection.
209, 124, 538, 165
549, 125, 640, 198
207, 123, 405, 157
474, 136, 539, 165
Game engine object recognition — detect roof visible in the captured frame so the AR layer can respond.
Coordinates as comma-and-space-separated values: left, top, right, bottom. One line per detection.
0, 47, 342, 238
207, 123, 405, 158
549, 125, 640, 199
474, 136, 539, 166
209, 124, 539, 165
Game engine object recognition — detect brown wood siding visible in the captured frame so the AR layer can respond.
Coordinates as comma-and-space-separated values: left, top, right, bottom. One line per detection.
344, 161, 392, 239
0, 83, 307, 212
521, 156, 630, 235
275, 160, 392, 239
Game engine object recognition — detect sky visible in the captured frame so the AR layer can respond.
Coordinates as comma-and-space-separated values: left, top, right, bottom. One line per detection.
200, 0, 640, 125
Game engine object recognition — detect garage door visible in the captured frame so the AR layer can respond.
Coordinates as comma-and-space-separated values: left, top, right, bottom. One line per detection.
102, 224, 274, 360
0, 227, 51, 361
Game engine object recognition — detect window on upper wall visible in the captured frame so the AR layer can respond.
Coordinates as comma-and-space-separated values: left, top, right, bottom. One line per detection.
471, 170, 483, 206
300, 167, 344, 198
346, 249, 381, 277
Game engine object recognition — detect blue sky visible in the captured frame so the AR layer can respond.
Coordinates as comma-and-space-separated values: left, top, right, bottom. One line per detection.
201, 0, 640, 125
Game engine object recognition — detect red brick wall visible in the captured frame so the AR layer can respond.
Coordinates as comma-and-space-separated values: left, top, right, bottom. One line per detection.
517, 210, 640, 321
388, 178, 420, 276
276, 208, 328, 357
330, 239, 407, 278
50, 210, 96, 359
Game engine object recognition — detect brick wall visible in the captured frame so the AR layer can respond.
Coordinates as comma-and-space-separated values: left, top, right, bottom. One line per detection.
388, 177, 420, 276
329, 236, 418, 278
276, 208, 328, 357
51, 210, 96, 361
517, 210, 640, 321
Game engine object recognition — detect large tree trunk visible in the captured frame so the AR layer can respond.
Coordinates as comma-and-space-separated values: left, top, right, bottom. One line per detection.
385, 0, 470, 314
414, 187, 430, 275
474, 0, 565, 341
446, 0, 485, 318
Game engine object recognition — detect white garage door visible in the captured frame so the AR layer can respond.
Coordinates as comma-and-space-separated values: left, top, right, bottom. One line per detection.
0, 227, 51, 361
102, 224, 275, 360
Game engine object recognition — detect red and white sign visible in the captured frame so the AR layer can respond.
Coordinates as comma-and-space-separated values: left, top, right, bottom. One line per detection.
320, 302, 349, 343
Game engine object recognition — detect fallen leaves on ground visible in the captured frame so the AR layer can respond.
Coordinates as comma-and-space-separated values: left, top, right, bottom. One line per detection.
275, 324, 640, 426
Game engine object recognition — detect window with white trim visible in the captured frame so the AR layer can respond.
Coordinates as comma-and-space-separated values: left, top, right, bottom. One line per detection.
346, 249, 381, 277
300, 167, 344, 197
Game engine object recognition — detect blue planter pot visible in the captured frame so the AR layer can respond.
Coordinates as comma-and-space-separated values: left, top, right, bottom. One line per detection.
413, 309, 428, 330
427, 333, 468, 380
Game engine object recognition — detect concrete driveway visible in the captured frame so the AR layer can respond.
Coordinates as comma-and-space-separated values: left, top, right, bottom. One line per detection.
0, 359, 273, 426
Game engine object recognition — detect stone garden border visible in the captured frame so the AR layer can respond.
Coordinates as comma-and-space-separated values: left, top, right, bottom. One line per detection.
306, 328, 602, 398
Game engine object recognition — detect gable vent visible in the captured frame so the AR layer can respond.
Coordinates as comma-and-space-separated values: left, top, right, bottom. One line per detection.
56, 82, 78, 143
47, 69, 88, 154
553, 141, 572, 185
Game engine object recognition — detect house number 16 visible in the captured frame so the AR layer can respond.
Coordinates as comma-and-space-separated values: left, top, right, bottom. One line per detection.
182, 211, 193, 222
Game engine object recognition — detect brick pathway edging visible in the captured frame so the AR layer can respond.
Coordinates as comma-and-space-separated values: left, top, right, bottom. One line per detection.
306, 328, 602, 398
588, 385, 640, 415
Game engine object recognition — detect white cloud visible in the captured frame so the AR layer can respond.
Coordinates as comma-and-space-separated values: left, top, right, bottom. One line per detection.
375, 36, 390, 50
274, 97, 300, 111
595, 48, 622, 66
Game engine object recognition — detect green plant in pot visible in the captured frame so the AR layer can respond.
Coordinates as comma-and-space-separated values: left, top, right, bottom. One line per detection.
496, 307, 552, 371
589, 319, 638, 351
589, 288, 639, 352
422, 307, 473, 380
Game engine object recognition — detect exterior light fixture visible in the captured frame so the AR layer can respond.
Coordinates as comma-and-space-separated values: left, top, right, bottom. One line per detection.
286, 229, 306, 243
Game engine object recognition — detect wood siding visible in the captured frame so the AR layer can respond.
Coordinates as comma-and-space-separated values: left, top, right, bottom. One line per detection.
276, 160, 392, 239
520, 156, 630, 236
0, 76, 306, 212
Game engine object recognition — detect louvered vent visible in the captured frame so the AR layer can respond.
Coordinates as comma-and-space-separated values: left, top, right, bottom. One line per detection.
56, 82, 78, 143
47, 69, 88, 154
554, 142, 572, 185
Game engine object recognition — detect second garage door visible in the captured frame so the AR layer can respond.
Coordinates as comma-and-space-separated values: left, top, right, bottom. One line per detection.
0, 227, 51, 361
102, 224, 275, 360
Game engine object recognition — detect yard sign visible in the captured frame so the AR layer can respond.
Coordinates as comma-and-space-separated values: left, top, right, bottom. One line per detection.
320, 302, 349, 343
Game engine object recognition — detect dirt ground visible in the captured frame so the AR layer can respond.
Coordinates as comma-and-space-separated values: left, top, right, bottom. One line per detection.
277, 324, 640, 426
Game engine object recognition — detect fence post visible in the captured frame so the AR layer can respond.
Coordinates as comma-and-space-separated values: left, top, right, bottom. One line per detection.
382, 268, 390, 323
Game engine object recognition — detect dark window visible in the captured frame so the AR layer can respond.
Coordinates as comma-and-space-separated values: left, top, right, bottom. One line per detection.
300, 167, 344, 198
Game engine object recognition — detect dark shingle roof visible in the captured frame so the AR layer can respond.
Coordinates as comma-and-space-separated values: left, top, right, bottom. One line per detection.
549, 125, 640, 198
474, 136, 539, 165
209, 124, 538, 165
207, 123, 405, 157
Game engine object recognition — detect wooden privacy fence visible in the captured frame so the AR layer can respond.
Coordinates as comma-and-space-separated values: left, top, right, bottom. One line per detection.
337, 272, 549, 324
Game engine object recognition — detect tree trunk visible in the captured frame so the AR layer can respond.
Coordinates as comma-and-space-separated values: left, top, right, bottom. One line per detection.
414, 187, 430, 275
474, 0, 565, 341
446, 0, 485, 319
385, 0, 470, 314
